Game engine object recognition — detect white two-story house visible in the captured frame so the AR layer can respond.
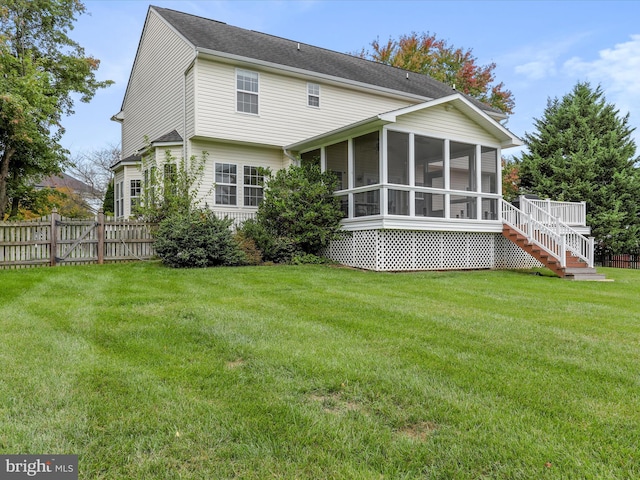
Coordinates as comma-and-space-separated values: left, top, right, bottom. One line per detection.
112, 6, 600, 278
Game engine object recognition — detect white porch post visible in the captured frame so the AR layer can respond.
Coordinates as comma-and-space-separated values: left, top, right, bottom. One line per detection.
444, 139, 450, 219
475, 145, 482, 220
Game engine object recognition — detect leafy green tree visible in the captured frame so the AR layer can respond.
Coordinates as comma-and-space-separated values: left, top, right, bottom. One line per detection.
134, 149, 209, 223
519, 82, 640, 254
250, 164, 343, 259
0, 0, 112, 218
357, 32, 514, 114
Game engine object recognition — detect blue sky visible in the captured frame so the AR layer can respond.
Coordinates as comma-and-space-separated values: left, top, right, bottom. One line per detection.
63, 0, 640, 160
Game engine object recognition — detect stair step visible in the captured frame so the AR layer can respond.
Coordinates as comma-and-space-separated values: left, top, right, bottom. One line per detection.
564, 273, 609, 281
502, 223, 606, 281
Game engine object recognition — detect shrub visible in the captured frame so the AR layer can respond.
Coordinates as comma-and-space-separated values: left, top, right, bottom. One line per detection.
154, 209, 246, 268
240, 164, 342, 263
234, 230, 263, 266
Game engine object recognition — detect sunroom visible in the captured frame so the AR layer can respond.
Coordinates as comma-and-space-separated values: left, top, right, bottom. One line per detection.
284, 94, 526, 271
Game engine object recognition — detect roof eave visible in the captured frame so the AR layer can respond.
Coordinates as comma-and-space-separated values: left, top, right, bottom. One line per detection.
196, 47, 434, 104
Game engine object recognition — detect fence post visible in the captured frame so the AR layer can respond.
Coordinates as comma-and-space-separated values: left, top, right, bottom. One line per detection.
50, 209, 59, 267
97, 210, 105, 265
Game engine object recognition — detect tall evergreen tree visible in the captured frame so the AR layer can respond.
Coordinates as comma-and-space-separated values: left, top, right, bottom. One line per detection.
102, 179, 114, 216
519, 82, 640, 254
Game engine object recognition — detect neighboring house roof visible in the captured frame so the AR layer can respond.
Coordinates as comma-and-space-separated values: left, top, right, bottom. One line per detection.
36, 173, 95, 196
149, 6, 503, 118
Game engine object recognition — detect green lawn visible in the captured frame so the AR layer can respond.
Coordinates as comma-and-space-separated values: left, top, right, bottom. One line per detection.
1, 263, 639, 479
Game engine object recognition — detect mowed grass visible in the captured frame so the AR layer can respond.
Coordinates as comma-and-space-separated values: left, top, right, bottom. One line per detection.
0, 263, 639, 479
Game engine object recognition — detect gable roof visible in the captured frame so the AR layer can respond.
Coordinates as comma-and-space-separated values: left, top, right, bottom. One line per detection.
286, 94, 522, 152
151, 129, 183, 144
151, 6, 504, 118
35, 173, 95, 196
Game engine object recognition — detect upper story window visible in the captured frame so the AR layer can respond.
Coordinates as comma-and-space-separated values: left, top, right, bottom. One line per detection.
215, 163, 237, 205
236, 69, 259, 115
307, 83, 320, 107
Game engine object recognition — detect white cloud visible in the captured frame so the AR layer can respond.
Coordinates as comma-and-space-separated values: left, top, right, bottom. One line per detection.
514, 59, 556, 80
509, 33, 591, 83
563, 34, 640, 97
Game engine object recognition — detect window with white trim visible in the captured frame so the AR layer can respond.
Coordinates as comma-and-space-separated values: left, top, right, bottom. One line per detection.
307, 82, 320, 107
243, 166, 264, 207
130, 179, 141, 209
215, 163, 237, 205
236, 69, 259, 114
115, 181, 120, 217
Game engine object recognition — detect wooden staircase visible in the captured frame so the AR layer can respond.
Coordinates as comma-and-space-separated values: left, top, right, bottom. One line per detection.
502, 225, 607, 281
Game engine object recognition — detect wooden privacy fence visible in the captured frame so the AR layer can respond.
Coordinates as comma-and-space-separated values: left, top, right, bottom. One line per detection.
0, 211, 156, 269
596, 253, 640, 269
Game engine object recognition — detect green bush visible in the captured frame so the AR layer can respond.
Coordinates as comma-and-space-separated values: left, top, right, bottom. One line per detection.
234, 230, 263, 266
154, 209, 246, 268
239, 164, 342, 263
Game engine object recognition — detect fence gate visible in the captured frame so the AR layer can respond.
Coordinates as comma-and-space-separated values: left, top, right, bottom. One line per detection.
0, 211, 156, 269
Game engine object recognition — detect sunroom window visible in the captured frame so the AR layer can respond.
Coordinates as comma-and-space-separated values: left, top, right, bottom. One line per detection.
354, 131, 379, 187
481, 147, 498, 193
326, 141, 348, 191
387, 131, 409, 185
450, 141, 476, 192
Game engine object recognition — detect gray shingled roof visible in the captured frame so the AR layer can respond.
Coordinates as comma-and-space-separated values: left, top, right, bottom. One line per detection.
151, 129, 183, 144
152, 6, 501, 115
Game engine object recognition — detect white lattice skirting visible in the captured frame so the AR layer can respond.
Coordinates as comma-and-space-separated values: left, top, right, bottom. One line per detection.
325, 230, 543, 272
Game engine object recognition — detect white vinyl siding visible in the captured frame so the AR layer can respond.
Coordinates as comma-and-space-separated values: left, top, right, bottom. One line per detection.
120, 10, 193, 158
113, 165, 142, 218
189, 140, 286, 210
194, 58, 414, 147
394, 105, 498, 146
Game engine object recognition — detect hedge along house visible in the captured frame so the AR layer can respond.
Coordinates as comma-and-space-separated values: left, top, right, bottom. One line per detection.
112, 6, 602, 279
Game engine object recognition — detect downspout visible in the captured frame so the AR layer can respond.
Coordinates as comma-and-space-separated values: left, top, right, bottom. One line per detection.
183, 52, 197, 161
283, 148, 299, 166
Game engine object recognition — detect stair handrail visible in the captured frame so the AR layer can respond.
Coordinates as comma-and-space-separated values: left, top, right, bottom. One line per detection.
518, 197, 594, 267
501, 199, 566, 267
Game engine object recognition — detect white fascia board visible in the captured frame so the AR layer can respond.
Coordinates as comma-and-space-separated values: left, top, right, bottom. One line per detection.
195, 47, 433, 103
339, 217, 504, 233
152, 141, 184, 148
380, 94, 522, 147
285, 116, 391, 152
110, 111, 124, 123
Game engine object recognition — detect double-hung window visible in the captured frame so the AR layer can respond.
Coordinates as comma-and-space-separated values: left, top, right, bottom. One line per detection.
243, 166, 264, 207
236, 69, 259, 114
307, 83, 320, 107
130, 179, 141, 209
215, 163, 237, 205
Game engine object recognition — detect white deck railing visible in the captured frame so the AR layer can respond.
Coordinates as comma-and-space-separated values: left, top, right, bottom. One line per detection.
501, 198, 594, 268
214, 210, 257, 230
524, 198, 586, 226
